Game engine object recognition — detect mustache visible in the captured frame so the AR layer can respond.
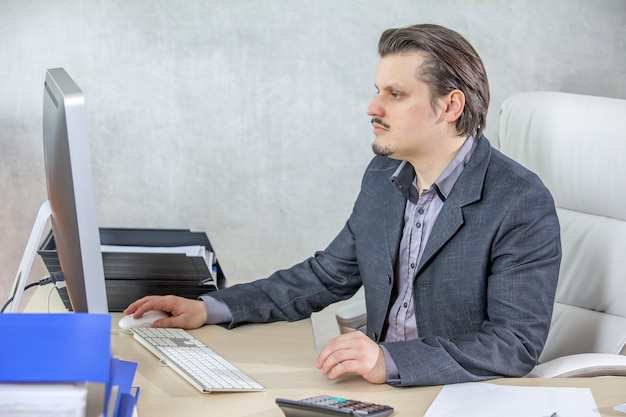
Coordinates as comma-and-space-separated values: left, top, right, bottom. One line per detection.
371, 117, 390, 129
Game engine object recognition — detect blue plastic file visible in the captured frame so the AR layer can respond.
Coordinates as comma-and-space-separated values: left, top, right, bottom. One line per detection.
108, 357, 139, 417
0, 313, 138, 417
0, 313, 111, 383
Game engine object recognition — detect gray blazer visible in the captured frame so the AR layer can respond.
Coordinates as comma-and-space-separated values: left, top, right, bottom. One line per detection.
211, 136, 561, 386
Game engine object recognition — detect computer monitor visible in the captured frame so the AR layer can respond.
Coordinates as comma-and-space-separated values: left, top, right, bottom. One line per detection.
42, 67, 108, 313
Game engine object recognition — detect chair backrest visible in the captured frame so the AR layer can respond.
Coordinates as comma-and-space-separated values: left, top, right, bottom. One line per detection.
498, 91, 626, 362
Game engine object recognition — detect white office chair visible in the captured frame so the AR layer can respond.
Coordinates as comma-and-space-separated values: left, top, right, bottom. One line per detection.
336, 91, 626, 378
499, 91, 626, 378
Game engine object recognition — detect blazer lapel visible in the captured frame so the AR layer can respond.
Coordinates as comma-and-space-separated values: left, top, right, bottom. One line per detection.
418, 202, 464, 271
417, 136, 491, 272
384, 189, 406, 270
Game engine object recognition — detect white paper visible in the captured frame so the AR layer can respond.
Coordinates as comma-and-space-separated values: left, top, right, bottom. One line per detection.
101, 244, 206, 257
424, 382, 600, 417
0, 383, 87, 417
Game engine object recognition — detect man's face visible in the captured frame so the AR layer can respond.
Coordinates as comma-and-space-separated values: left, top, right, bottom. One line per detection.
367, 52, 448, 161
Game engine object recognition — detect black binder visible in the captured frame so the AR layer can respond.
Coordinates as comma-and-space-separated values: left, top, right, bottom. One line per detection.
38, 228, 227, 312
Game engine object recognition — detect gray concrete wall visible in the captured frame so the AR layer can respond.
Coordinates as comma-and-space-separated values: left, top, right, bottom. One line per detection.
2, 0, 625, 308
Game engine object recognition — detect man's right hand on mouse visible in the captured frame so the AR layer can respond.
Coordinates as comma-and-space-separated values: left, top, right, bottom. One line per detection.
123, 295, 208, 330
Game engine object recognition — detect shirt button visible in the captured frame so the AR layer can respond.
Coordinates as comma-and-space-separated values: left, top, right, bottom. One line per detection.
403, 302, 408, 308
416, 222, 422, 228
418, 208, 424, 215
410, 263, 415, 269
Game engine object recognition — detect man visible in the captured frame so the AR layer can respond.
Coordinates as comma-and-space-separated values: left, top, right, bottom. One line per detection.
125, 23, 561, 387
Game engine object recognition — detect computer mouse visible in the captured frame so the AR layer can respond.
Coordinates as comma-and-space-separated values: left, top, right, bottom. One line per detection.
119, 310, 170, 330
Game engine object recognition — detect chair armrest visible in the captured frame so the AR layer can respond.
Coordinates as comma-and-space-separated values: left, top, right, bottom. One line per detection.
335, 301, 367, 334
526, 353, 626, 378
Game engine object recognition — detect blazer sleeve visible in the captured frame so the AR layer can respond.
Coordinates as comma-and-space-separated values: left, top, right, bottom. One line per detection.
207, 222, 364, 326
206, 156, 388, 327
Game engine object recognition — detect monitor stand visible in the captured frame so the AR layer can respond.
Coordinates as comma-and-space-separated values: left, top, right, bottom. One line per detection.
7, 200, 51, 312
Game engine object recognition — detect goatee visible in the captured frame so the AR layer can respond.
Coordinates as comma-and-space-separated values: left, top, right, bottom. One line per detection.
372, 142, 393, 157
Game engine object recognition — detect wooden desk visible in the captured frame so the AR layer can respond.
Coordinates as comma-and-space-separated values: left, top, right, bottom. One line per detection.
26, 285, 626, 416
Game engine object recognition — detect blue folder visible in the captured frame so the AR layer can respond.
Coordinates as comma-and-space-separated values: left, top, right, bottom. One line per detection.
0, 313, 138, 417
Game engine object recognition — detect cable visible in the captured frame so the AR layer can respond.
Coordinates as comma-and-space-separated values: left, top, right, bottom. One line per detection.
47, 284, 56, 313
1, 272, 65, 313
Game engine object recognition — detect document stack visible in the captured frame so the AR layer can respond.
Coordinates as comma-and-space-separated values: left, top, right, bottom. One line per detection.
38, 227, 228, 311
0, 383, 88, 417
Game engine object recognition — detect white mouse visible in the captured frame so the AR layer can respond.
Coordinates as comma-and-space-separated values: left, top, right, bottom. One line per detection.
119, 310, 169, 330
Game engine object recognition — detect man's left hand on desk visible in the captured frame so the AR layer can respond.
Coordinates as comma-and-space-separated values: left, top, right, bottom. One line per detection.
317, 331, 386, 384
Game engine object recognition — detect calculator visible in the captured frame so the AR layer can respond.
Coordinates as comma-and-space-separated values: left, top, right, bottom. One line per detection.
276, 395, 394, 416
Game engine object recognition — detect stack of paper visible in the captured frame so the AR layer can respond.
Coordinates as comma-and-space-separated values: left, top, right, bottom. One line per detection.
424, 382, 600, 417
100, 244, 218, 287
0, 383, 87, 417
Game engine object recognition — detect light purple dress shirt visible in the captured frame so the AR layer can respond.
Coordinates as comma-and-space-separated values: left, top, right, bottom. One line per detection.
382, 136, 477, 380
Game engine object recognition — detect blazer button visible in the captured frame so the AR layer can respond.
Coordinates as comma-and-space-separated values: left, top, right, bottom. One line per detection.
371, 331, 378, 340
387, 275, 392, 284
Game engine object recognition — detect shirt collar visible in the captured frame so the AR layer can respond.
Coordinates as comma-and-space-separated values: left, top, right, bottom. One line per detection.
390, 136, 478, 204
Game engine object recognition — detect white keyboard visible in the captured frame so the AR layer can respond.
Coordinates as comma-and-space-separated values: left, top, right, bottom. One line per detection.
130, 327, 265, 393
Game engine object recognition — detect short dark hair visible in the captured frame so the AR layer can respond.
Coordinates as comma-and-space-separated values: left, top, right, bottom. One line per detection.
378, 24, 490, 138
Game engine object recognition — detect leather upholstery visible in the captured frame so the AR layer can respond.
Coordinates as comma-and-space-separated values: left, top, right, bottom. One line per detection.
499, 91, 626, 377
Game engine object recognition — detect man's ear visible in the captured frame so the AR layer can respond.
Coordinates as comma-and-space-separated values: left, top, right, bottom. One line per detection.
442, 90, 465, 123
